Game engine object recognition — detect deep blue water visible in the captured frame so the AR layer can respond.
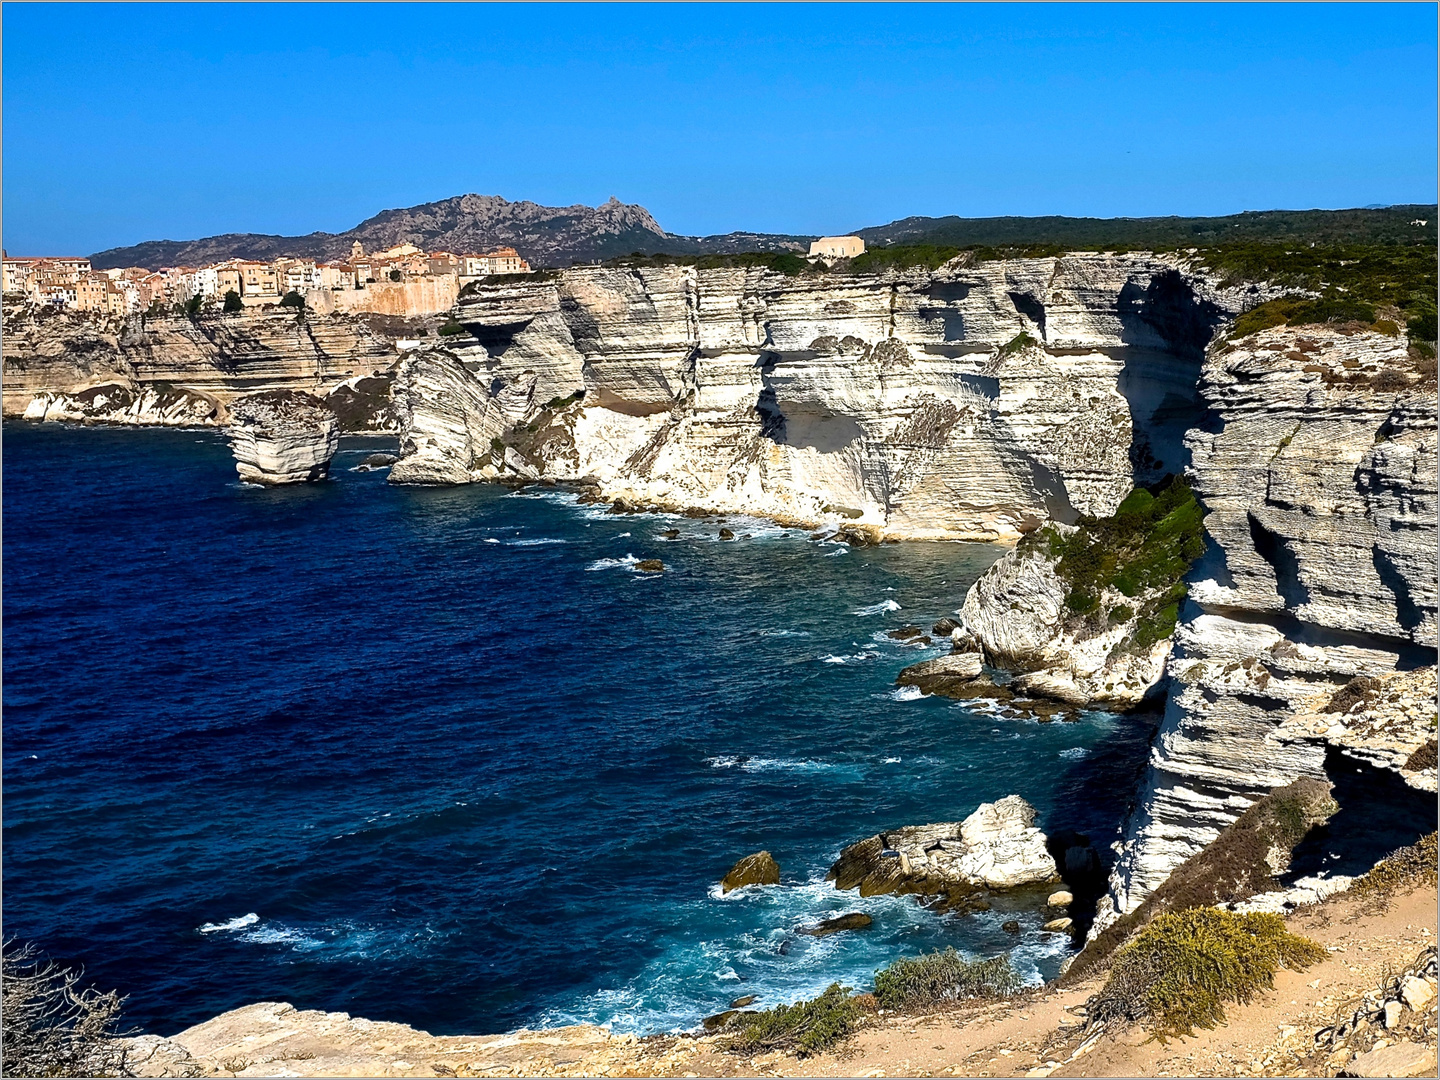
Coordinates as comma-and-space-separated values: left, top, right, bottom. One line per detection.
3, 423, 1156, 1038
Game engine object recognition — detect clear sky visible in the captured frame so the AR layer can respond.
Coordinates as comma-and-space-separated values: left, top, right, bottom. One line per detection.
3, 2, 1436, 255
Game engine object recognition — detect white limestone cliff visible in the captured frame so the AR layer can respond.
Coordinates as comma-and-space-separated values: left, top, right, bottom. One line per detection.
228, 390, 340, 485
387, 256, 1266, 540
1099, 325, 1438, 925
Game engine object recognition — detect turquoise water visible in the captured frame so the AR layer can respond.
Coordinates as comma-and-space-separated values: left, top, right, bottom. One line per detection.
2, 423, 1154, 1036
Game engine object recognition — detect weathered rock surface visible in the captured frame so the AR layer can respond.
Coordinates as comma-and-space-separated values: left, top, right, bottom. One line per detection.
1344, 1039, 1438, 1078
720, 851, 780, 893
957, 526, 1173, 710
385, 256, 1264, 538
828, 795, 1059, 899
3, 305, 399, 428
228, 391, 340, 485
21, 381, 220, 426
124, 1001, 631, 1079
1102, 325, 1438, 925
895, 651, 983, 693
1277, 666, 1439, 793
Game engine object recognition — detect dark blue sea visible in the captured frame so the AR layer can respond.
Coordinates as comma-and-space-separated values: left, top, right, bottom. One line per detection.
3, 423, 1156, 1038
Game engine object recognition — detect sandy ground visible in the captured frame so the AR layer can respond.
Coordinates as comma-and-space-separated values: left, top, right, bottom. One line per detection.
127, 883, 1437, 1078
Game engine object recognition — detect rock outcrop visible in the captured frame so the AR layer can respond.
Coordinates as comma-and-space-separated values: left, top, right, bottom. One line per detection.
1101, 325, 1438, 925
385, 256, 1266, 539
228, 391, 340, 485
955, 478, 1205, 710
828, 795, 1060, 907
3, 306, 398, 429
720, 851, 780, 893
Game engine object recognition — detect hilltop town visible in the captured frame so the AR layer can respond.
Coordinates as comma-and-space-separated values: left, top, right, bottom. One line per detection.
0, 241, 532, 319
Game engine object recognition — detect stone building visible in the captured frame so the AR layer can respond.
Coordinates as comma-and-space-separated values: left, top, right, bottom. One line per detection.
808, 235, 865, 259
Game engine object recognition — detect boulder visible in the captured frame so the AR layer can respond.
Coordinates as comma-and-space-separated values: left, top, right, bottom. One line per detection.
1043, 917, 1073, 932
798, 912, 872, 938
1400, 975, 1435, 1012
896, 653, 983, 696
359, 452, 399, 469
228, 390, 339, 485
661, 528, 680, 539
718, 528, 735, 540
932, 618, 961, 636
1047, 890, 1074, 907
728, 995, 758, 1009
635, 559, 664, 572
721, 851, 780, 893
1345, 1041, 1438, 1078
1002, 920, 1021, 934
827, 795, 1059, 897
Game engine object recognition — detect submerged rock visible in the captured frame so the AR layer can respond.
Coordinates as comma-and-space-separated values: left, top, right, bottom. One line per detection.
828, 795, 1059, 898
356, 452, 399, 471
721, 851, 780, 893
635, 559, 664, 572
228, 390, 339, 485
718, 528, 735, 540
798, 912, 872, 937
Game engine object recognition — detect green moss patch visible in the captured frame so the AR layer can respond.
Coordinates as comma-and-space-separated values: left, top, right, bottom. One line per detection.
1025, 476, 1205, 647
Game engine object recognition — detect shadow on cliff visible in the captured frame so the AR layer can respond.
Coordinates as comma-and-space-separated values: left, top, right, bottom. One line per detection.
1041, 711, 1163, 936
1116, 270, 1228, 484
1283, 746, 1437, 882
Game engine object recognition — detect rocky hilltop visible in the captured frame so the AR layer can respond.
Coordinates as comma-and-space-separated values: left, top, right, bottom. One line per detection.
384, 253, 1265, 540
89, 194, 809, 270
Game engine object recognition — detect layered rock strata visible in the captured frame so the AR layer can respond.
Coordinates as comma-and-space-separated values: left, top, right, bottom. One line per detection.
827, 795, 1061, 911
228, 391, 340, 485
1101, 326, 1438, 924
2, 307, 398, 429
385, 256, 1266, 539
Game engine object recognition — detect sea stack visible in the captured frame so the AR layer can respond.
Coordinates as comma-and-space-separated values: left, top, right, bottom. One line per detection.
227, 390, 340, 485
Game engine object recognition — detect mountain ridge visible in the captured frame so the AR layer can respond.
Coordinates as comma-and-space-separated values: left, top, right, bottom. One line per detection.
87, 197, 1437, 271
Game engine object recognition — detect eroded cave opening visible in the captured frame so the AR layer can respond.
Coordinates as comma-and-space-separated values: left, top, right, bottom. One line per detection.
1284, 746, 1436, 881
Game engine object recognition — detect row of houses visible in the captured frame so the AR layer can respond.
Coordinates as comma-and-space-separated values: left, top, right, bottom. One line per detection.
2, 241, 533, 314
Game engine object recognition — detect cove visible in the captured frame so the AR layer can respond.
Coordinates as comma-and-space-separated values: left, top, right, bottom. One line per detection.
2, 423, 1155, 1036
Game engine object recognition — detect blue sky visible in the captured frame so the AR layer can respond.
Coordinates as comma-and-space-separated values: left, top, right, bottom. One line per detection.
3, 3, 1436, 255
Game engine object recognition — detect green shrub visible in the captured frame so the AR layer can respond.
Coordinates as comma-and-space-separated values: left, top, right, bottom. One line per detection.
997, 331, 1039, 358
723, 983, 858, 1057
388, 269, 402, 282
1044, 476, 1205, 647
438, 319, 466, 336
222, 290, 243, 313
873, 949, 1020, 1010
1089, 908, 1325, 1041
279, 291, 304, 309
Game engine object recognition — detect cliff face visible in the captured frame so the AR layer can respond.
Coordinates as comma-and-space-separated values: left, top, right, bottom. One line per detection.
1101, 325, 1438, 922
389, 255, 1261, 541
2, 307, 398, 428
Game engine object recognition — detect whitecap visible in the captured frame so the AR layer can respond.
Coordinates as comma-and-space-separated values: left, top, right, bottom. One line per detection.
510, 538, 566, 547
616, 532, 631, 538
484, 538, 500, 544
889, 686, 924, 702
704, 755, 835, 774
851, 599, 901, 616
199, 913, 259, 934
757, 629, 811, 638
883, 756, 902, 763
1058, 747, 1089, 760
586, 555, 640, 571
819, 651, 878, 665
822, 548, 847, 557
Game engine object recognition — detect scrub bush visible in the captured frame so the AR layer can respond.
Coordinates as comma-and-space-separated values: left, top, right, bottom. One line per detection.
1088, 909, 1325, 1041
723, 983, 858, 1057
873, 948, 1020, 1010
2, 940, 132, 1078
